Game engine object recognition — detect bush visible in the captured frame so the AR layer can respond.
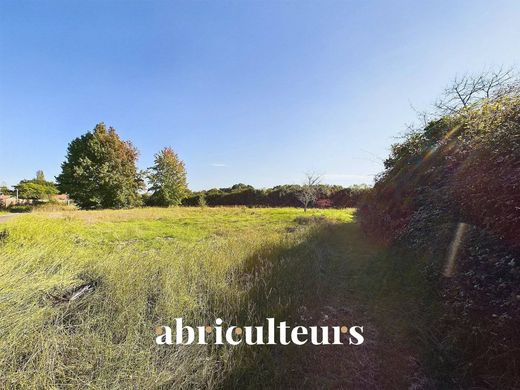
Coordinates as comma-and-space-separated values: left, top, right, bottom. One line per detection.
32, 203, 77, 212
8, 205, 32, 213
359, 96, 520, 248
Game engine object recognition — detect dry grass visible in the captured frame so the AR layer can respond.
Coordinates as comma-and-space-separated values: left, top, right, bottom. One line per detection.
0, 207, 356, 389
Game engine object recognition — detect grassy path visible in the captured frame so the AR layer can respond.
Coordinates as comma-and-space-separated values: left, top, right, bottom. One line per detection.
276, 221, 434, 389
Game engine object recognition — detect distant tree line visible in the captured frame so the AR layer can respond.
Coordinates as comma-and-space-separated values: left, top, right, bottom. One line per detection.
182, 182, 370, 208
2, 122, 369, 210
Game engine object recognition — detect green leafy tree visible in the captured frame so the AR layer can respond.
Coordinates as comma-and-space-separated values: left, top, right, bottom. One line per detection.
0, 184, 11, 196
15, 171, 58, 200
56, 123, 143, 209
16, 181, 58, 199
147, 147, 188, 206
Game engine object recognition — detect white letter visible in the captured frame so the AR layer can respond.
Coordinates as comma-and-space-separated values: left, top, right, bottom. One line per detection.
309, 326, 330, 345
278, 321, 290, 345
291, 326, 308, 345
197, 326, 207, 345
155, 326, 172, 345
332, 326, 342, 345
175, 318, 194, 345
267, 318, 276, 345
225, 327, 242, 345
349, 326, 364, 345
244, 326, 264, 345
215, 318, 224, 345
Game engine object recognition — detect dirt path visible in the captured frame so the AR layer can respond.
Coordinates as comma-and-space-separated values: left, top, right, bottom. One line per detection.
0, 214, 18, 223
283, 221, 432, 389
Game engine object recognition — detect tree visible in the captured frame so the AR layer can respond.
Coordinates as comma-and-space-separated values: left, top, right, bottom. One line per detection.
231, 183, 254, 191
147, 147, 188, 206
14, 171, 58, 200
296, 173, 321, 212
0, 184, 11, 196
35, 170, 45, 182
197, 193, 207, 207
435, 67, 519, 115
16, 181, 58, 200
56, 123, 143, 209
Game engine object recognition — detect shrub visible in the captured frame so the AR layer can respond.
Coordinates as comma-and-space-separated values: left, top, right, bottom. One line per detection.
8, 205, 32, 213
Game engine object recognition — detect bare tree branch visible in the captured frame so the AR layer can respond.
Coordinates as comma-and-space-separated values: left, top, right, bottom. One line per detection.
434, 67, 519, 115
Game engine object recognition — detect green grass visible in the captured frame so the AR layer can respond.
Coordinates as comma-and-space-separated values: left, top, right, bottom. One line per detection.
0, 207, 356, 388
0, 207, 441, 389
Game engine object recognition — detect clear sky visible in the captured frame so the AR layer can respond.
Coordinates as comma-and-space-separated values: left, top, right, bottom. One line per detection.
1, 1, 519, 190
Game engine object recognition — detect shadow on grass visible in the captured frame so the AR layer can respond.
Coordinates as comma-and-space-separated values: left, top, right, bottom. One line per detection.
149, 216, 454, 389
212, 219, 454, 389
219, 220, 356, 388
202, 219, 431, 389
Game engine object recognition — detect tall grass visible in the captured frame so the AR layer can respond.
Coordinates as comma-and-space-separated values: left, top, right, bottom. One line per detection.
0, 207, 354, 389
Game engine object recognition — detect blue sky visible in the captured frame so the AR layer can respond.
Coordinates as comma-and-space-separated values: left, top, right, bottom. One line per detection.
1, 1, 519, 190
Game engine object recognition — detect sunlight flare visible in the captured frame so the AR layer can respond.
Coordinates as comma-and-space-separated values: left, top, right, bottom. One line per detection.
443, 222, 469, 277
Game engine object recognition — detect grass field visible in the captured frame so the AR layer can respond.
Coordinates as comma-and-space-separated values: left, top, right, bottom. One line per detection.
0, 207, 439, 389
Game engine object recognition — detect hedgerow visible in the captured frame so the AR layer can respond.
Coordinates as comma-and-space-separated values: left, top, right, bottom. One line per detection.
359, 94, 520, 387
